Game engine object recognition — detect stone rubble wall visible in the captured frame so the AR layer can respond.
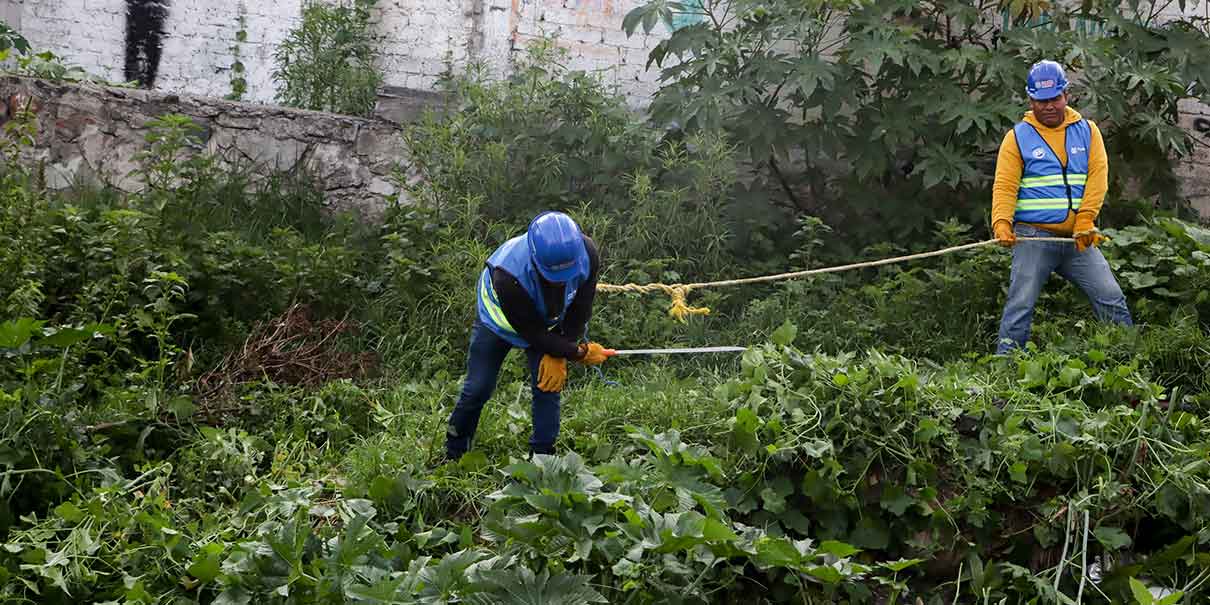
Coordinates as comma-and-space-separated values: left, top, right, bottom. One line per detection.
1177, 99, 1210, 219
0, 75, 420, 217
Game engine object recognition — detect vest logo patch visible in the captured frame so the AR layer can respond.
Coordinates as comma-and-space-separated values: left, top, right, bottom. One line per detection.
1070, 146, 1086, 155
1031, 147, 1046, 159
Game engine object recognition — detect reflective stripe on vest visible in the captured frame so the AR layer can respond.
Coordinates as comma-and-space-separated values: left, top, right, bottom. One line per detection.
478, 269, 517, 336
475, 234, 589, 348
1013, 119, 1091, 224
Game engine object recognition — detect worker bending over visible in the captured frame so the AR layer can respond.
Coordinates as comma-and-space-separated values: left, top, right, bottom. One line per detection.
445, 211, 611, 461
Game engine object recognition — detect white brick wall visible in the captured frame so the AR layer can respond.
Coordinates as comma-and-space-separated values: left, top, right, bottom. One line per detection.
1153, 1, 1209, 21
19, 0, 127, 83
2, 0, 671, 106
511, 0, 666, 104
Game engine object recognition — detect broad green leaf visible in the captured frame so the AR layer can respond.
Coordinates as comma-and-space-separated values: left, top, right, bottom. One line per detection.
187, 553, 222, 583
914, 418, 941, 444
800, 439, 832, 459
732, 407, 761, 452
702, 518, 738, 542
881, 558, 925, 572
53, 502, 84, 523
754, 537, 802, 567
818, 540, 861, 558
849, 517, 890, 550
1010, 462, 1028, 484
1129, 577, 1154, 605
368, 475, 397, 502
807, 564, 843, 584
346, 575, 408, 602
1158, 592, 1185, 605
1094, 527, 1133, 551
465, 567, 607, 605
0, 318, 43, 349
880, 485, 913, 516
771, 320, 798, 346
642, 6, 661, 34
38, 327, 93, 348
460, 450, 490, 471
780, 508, 812, 535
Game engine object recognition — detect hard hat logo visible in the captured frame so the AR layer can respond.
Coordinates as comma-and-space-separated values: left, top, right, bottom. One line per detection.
1026, 60, 1068, 101
527, 211, 589, 283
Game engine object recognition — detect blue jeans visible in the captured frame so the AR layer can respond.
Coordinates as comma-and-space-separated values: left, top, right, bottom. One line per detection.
445, 321, 561, 459
996, 224, 1133, 354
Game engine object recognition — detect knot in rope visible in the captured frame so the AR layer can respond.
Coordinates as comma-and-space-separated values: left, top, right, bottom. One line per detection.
596, 282, 710, 322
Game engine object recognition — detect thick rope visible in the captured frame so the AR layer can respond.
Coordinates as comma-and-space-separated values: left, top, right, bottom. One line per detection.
597, 236, 1077, 321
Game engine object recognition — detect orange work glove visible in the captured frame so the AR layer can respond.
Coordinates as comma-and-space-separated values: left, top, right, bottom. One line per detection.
993, 221, 1016, 247
1072, 212, 1105, 253
537, 354, 566, 392
576, 342, 612, 366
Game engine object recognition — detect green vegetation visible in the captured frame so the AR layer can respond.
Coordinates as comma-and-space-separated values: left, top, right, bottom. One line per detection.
624, 0, 1210, 244
226, 2, 249, 102
272, 0, 384, 116
1, 1, 1210, 602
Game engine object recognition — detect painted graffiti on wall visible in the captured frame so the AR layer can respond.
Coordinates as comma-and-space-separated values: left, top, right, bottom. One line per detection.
1196, 117, 1210, 137
125, 0, 170, 88
670, 0, 707, 29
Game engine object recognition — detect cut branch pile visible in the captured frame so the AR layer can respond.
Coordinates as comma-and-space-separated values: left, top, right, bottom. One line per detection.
195, 304, 376, 414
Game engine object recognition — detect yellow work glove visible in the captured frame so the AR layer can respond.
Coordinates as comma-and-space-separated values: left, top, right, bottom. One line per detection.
537, 354, 567, 392
993, 221, 1016, 248
576, 342, 612, 366
1072, 212, 1105, 253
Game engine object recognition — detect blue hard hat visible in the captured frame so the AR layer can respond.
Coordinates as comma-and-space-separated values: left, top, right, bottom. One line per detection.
1026, 60, 1068, 100
527, 211, 587, 283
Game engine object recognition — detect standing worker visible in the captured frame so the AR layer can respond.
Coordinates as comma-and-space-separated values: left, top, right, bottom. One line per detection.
991, 60, 1133, 354
444, 211, 612, 461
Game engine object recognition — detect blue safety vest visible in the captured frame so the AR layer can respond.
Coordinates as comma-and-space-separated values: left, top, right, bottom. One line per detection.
476, 235, 589, 348
1013, 119, 1091, 224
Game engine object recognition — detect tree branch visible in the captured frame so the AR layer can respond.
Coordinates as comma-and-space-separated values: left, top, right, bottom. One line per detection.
768, 155, 809, 212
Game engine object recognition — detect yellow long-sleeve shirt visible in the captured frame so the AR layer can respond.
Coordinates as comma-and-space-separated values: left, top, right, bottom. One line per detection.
991, 107, 1109, 236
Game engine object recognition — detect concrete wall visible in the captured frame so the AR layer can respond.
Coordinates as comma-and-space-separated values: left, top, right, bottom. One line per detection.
2, 0, 672, 108
0, 74, 413, 217
1177, 99, 1210, 218
1151, 3, 1210, 219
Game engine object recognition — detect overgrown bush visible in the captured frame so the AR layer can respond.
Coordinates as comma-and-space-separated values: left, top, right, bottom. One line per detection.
272, 0, 383, 116
405, 41, 740, 280
624, 0, 1210, 245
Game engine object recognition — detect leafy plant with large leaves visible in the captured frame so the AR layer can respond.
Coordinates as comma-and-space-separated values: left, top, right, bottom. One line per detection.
625, 0, 1210, 247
